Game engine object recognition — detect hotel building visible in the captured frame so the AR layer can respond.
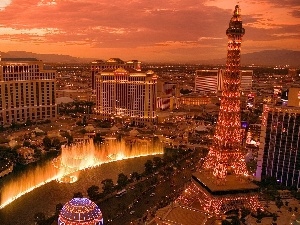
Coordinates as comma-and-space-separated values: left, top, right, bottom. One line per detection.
157, 81, 180, 110
240, 70, 253, 93
195, 69, 253, 94
95, 68, 157, 124
288, 87, 300, 107
179, 95, 212, 106
195, 69, 222, 94
0, 58, 57, 126
91, 58, 141, 90
256, 105, 300, 188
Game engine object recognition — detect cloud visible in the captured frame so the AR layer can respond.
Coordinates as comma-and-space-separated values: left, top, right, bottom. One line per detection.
0, 27, 61, 36
0, 0, 299, 61
198, 37, 223, 41
266, 0, 300, 7
37, 0, 57, 6
291, 10, 300, 18
0, 0, 11, 11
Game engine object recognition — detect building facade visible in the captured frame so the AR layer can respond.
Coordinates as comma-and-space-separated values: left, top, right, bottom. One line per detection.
179, 95, 212, 106
195, 69, 253, 94
157, 81, 180, 110
95, 68, 157, 124
56, 89, 92, 101
256, 105, 300, 188
240, 70, 253, 93
288, 87, 300, 107
0, 58, 57, 126
91, 58, 141, 90
195, 69, 222, 94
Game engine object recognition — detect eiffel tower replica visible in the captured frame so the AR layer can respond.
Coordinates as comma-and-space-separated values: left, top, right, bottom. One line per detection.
177, 5, 261, 215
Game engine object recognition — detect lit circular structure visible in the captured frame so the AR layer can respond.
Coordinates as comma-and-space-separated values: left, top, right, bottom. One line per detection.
58, 198, 103, 225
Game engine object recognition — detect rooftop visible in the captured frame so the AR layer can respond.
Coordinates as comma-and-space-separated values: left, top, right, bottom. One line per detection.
192, 171, 259, 195
155, 204, 212, 225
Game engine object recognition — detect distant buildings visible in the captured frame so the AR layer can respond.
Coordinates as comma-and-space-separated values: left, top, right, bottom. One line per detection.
56, 89, 91, 101
157, 81, 180, 110
240, 70, 253, 93
195, 69, 253, 94
195, 69, 222, 94
91, 58, 141, 90
95, 67, 158, 124
256, 105, 300, 188
179, 94, 212, 106
287, 87, 300, 107
0, 58, 57, 126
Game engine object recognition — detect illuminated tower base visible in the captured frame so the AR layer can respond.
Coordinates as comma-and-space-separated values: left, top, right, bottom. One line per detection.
177, 171, 260, 215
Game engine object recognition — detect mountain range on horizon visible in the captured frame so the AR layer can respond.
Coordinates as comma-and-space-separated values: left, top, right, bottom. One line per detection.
207, 50, 300, 67
1, 50, 299, 67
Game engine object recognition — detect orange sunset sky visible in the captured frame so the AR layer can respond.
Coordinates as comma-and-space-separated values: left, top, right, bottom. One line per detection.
0, 0, 299, 62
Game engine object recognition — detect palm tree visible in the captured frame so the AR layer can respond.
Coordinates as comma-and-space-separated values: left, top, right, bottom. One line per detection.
73, 192, 83, 198
117, 173, 128, 189
101, 179, 114, 194
144, 160, 153, 175
87, 185, 100, 200
153, 156, 162, 169
130, 171, 140, 182
34, 212, 46, 225
55, 203, 63, 215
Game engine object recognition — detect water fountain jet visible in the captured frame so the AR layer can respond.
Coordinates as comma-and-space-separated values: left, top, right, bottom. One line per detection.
0, 137, 163, 209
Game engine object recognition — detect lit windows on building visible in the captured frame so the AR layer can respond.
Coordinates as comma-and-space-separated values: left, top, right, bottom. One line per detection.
91, 58, 141, 90
256, 105, 300, 188
0, 58, 57, 126
95, 68, 157, 124
195, 69, 253, 95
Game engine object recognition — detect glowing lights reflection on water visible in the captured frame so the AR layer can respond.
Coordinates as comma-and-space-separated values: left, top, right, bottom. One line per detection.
0, 138, 163, 209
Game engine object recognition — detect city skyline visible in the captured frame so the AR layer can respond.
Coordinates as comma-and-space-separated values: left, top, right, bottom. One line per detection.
0, 0, 299, 62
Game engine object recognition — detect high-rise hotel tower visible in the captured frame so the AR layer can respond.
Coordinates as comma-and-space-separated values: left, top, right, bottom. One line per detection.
256, 105, 300, 188
0, 58, 57, 126
91, 58, 141, 90
195, 69, 253, 94
95, 68, 157, 124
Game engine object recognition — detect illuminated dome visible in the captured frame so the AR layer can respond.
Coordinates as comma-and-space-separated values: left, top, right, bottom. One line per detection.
58, 198, 103, 225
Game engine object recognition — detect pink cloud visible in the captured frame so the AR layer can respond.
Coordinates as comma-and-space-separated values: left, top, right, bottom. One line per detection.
0, 0, 299, 61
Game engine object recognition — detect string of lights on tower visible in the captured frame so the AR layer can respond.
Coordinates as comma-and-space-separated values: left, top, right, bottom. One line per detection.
203, 5, 249, 182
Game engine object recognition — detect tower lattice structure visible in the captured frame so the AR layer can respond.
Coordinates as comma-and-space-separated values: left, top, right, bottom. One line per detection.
203, 5, 249, 182
176, 6, 261, 215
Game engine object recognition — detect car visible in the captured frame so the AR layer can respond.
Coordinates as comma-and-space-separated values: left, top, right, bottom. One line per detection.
150, 192, 155, 197
129, 211, 135, 215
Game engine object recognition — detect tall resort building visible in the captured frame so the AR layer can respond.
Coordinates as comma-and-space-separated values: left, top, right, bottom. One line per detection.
0, 58, 57, 126
91, 58, 141, 90
95, 68, 157, 124
256, 105, 300, 188
195, 70, 222, 94
195, 69, 253, 94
